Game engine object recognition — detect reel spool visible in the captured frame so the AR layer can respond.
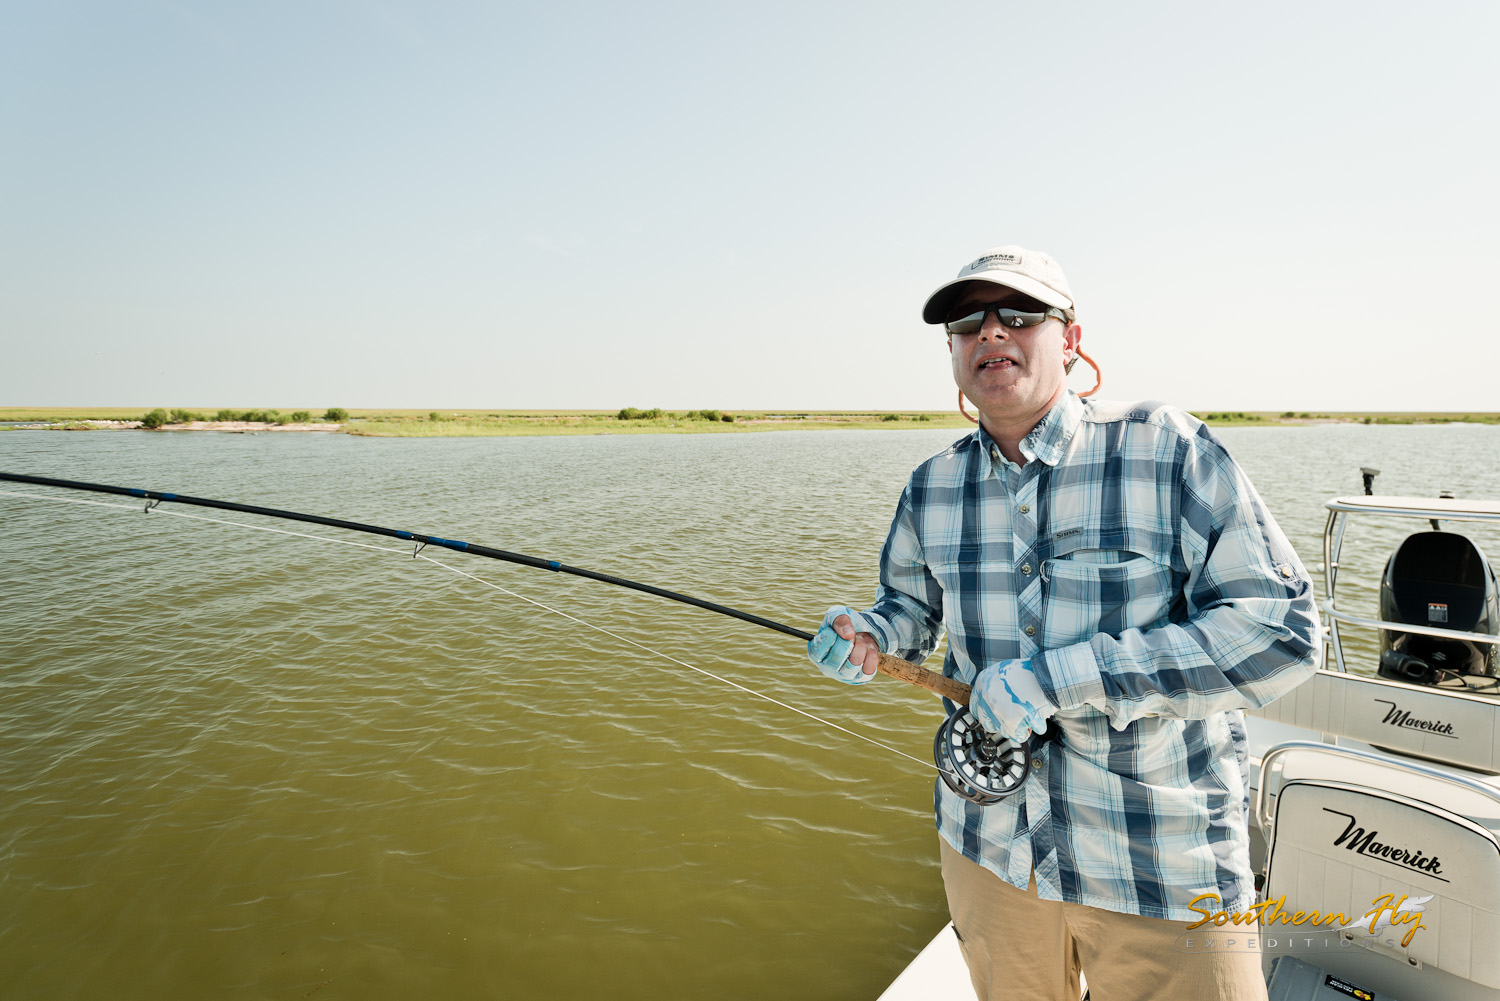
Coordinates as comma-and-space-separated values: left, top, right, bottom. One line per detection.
932, 706, 1032, 806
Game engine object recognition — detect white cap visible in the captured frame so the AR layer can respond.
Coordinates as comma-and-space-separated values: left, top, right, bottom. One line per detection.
922, 245, 1074, 324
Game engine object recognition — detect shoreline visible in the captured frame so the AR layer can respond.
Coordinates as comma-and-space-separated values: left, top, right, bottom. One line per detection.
4, 409, 1499, 437
1, 419, 346, 433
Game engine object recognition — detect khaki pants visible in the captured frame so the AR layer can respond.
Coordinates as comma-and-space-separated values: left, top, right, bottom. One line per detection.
940, 839, 1267, 1001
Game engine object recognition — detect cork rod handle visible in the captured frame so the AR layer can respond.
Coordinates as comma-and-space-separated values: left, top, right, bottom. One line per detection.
876, 652, 972, 705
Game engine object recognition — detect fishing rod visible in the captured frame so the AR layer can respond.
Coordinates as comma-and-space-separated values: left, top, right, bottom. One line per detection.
0, 471, 1035, 803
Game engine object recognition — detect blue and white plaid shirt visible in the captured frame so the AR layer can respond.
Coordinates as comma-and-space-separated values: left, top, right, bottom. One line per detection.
858, 392, 1319, 921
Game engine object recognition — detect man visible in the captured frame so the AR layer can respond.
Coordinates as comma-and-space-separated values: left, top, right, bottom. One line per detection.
806, 246, 1318, 1001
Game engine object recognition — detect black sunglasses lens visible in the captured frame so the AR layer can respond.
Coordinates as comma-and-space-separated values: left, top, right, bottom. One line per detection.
998, 309, 1048, 328
945, 311, 985, 335
947, 307, 1048, 333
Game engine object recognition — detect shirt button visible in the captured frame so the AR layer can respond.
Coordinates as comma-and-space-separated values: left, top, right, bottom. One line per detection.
1030, 757, 1043, 771
1024, 625, 1037, 637
1018, 504, 1031, 514
1021, 563, 1032, 575
990, 446, 1000, 461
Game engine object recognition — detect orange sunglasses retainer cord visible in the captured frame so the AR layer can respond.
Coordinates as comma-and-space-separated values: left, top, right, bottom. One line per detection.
958, 348, 1100, 425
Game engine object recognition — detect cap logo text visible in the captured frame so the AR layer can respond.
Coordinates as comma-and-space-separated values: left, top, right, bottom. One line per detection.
970, 253, 1020, 271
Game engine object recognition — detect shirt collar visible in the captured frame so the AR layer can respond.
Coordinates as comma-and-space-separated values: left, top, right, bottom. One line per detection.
972, 391, 1084, 469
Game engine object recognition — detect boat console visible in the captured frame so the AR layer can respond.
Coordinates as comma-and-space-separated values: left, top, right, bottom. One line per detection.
1251, 492, 1500, 1001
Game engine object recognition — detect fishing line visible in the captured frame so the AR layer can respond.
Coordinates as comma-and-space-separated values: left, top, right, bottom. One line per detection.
0, 489, 417, 556
0, 486, 940, 773
0, 472, 813, 641
417, 554, 940, 771
1, 473, 1037, 801
0, 472, 968, 698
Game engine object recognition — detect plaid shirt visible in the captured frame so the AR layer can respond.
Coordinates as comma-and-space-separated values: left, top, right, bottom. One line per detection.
860, 392, 1319, 921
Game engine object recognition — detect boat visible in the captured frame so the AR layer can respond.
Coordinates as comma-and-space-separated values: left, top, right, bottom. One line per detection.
880, 477, 1500, 1001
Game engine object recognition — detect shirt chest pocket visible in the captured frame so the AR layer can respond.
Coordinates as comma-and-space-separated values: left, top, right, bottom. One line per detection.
1040, 549, 1176, 648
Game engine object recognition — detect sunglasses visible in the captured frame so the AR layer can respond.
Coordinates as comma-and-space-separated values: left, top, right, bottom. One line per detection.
944, 304, 1069, 336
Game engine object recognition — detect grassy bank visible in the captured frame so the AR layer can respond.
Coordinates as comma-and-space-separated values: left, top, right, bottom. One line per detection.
343, 410, 970, 436
4, 407, 1499, 436
1189, 411, 1500, 427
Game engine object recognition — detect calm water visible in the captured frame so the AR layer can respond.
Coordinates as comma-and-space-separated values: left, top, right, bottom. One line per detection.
3, 423, 1499, 1000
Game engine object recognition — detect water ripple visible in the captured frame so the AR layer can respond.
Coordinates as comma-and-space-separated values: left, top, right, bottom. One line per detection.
2, 426, 1498, 999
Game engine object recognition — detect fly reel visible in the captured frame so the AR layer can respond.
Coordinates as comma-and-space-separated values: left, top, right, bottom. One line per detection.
932, 706, 1032, 806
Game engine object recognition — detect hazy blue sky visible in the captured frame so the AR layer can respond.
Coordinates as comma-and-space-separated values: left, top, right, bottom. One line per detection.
3, 1, 1495, 412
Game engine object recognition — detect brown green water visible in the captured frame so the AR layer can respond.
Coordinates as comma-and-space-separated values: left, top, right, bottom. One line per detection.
3, 423, 1499, 1000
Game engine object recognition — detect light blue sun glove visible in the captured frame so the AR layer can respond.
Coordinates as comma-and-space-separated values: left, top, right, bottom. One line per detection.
806, 605, 880, 685
970, 659, 1056, 743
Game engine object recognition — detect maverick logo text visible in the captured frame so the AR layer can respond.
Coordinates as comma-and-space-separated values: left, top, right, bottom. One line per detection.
1373, 698, 1456, 739
1324, 808, 1446, 880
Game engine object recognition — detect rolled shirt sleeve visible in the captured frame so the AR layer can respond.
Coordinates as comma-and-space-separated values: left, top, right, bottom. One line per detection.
1033, 425, 1320, 728
859, 484, 947, 665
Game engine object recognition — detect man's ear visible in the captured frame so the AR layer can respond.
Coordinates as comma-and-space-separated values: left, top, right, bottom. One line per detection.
1064, 323, 1082, 359
1061, 323, 1082, 372
947, 334, 953, 355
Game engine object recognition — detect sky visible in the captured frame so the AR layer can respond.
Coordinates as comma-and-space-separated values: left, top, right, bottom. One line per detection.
2, 1, 1496, 413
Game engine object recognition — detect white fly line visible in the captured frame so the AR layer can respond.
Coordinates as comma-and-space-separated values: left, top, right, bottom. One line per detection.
0, 487, 939, 774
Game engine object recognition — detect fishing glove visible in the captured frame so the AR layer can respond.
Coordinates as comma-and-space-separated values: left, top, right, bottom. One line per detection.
970, 659, 1056, 743
807, 605, 879, 685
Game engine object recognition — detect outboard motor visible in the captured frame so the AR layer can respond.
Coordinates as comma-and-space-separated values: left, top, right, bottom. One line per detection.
1377, 530, 1500, 693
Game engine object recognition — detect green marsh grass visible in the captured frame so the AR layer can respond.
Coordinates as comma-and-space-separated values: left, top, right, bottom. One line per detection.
342, 411, 976, 436
4, 407, 1498, 435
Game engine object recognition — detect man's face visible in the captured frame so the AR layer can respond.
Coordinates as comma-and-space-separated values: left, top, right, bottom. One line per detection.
946, 282, 1081, 432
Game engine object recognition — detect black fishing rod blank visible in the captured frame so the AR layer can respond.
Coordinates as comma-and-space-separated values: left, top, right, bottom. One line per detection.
0, 472, 810, 634
1, 470, 1040, 800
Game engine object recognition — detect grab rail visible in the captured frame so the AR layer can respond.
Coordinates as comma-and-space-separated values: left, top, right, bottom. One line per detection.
1256, 740, 1500, 835
1321, 601, 1500, 646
